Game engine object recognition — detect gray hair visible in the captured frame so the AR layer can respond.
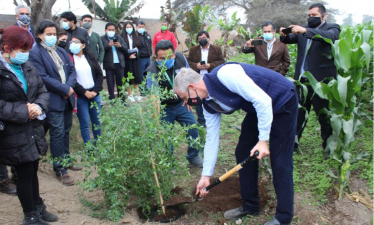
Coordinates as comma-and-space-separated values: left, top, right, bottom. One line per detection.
174, 68, 203, 93
15, 5, 31, 15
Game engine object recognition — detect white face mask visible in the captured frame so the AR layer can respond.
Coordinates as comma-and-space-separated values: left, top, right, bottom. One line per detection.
107, 31, 115, 38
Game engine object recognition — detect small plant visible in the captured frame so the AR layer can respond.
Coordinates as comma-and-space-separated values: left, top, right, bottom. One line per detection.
78, 62, 200, 221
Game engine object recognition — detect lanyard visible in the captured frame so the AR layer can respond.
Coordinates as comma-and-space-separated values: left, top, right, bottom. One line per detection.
163, 67, 175, 88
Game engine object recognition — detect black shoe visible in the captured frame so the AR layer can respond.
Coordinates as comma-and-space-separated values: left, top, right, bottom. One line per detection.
223, 206, 259, 220
36, 202, 58, 222
22, 214, 50, 225
0, 178, 17, 195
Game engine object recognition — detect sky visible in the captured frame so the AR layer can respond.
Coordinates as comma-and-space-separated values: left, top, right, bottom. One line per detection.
1, 0, 373, 25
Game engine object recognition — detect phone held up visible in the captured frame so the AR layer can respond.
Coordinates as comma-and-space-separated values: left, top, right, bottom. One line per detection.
112, 37, 118, 42
200, 60, 206, 65
251, 39, 263, 45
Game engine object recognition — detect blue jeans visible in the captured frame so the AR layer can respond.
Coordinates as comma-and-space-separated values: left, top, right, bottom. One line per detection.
76, 95, 102, 144
162, 101, 200, 162
139, 57, 151, 82
46, 100, 73, 176
236, 91, 298, 224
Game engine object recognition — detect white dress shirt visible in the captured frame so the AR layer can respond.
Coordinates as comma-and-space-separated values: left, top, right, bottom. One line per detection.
200, 44, 210, 75
128, 34, 133, 49
264, 37, 276, 60
73, 55, 95, 89
202, 64, 273, 176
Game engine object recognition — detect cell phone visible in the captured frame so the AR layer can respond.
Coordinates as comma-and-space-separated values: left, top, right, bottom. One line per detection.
251, 39, 263, 45
200, 60, 206, 65
282, 27, 292, 35
113, 37, 118, 42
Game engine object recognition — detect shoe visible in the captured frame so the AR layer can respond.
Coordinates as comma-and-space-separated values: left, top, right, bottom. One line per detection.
57, 174, 75, 186
68, 163, 82, 171
22, 214, 50, 225
128, 95, 136, 102
135, 95, 143, 102
263, 217, 292, 225
0, 178, 17, 195
223, 206, 259, 220
187, 157, 203, 168
36, 202, 58, 222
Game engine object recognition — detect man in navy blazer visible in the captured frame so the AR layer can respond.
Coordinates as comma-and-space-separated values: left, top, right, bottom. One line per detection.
29, 20, 77, 186
280, 3, 340, 152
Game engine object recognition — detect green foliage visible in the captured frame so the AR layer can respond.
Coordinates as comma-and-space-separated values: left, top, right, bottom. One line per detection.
78, 63, 198, 221
303, 21, 373, 199
182, 5, 212, 48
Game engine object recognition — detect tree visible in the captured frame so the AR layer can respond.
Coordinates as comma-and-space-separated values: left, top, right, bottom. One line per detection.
13, 0, 57, 27
362, 14, 374, 24
82, 0, 144, 29
172, 0, 339, 32
342, 14, 354, 26
160, 0, 183, 48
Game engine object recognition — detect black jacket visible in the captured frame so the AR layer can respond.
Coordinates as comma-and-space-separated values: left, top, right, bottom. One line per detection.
101, 34, 128, 70
0, 60, 49, 166
137, 31, 152, 58
280, 22, 341, 82
72, 54, 104, 97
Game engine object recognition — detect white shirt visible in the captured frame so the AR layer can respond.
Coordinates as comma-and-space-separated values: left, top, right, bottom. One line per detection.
202, 64, 273, 176
264, 37, 276, 60
200, 44, 210, 75
128, 34, 133, 49
73, 55, 95, 89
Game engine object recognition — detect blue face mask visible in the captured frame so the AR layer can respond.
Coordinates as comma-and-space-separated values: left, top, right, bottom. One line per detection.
137, 28, 145, 34
62, 22, 70, 30
10, 50, 29, 65
263, 33, 274, 41
158, 58, 175, 69
107, 31, 115, 38
69, 43, 82, 55
44, 35, 57, 47
126, 28, 133, 34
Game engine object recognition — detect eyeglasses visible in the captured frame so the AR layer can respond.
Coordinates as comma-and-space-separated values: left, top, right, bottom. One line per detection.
70, 40, 81, 44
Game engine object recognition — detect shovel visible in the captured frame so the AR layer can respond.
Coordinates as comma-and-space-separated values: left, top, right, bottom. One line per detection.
164, 150, 260, 206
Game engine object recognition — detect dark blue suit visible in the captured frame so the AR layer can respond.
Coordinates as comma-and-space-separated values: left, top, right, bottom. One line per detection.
29, 43, 77, 176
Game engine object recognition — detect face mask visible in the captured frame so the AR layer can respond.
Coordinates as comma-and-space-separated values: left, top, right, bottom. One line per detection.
157, 58, 175, 69
62, 21, 71, 30
69, 43, 82, 55
107, 31, 115, 38
263, 33, 273, 41
44, 35, 57, 47
308, 16, 322, 28
82, 22, 92, 30
126, 28, 133, 34
199, 38, 208, 47
18, 15, 31, 26
10, 50, 29, 65
161, 25, 167, 31
58, 40, 67, 48
137, 28, 145, 34
187, 89, 202, 106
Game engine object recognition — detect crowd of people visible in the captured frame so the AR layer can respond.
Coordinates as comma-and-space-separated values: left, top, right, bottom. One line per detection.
0, 2, 340, 225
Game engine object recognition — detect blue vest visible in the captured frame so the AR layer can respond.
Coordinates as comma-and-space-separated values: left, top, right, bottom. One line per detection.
203, 62, 295, 114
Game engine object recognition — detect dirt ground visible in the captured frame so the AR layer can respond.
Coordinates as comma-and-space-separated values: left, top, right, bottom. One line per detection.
0, 161, 372, 225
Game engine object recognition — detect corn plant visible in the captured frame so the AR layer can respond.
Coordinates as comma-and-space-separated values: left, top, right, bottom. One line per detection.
303, 22, 373, 199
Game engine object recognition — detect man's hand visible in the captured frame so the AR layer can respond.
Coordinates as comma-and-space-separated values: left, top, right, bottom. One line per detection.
280, 27, 286, 36
109, 41, 114, 47
67, 87, 75, 97
182, 101, 193, 112
113, 42, 121, 48
250, 140, 270, 159
289, 25, 307, 34
205, 63, 211, 70
245, 39, 253, 48
196, 176, 210, 197
196, 62, 204, 70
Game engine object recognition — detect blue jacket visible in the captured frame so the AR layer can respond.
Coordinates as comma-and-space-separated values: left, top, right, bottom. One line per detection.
203, 62, 295, 114
29, 44, 76, 112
